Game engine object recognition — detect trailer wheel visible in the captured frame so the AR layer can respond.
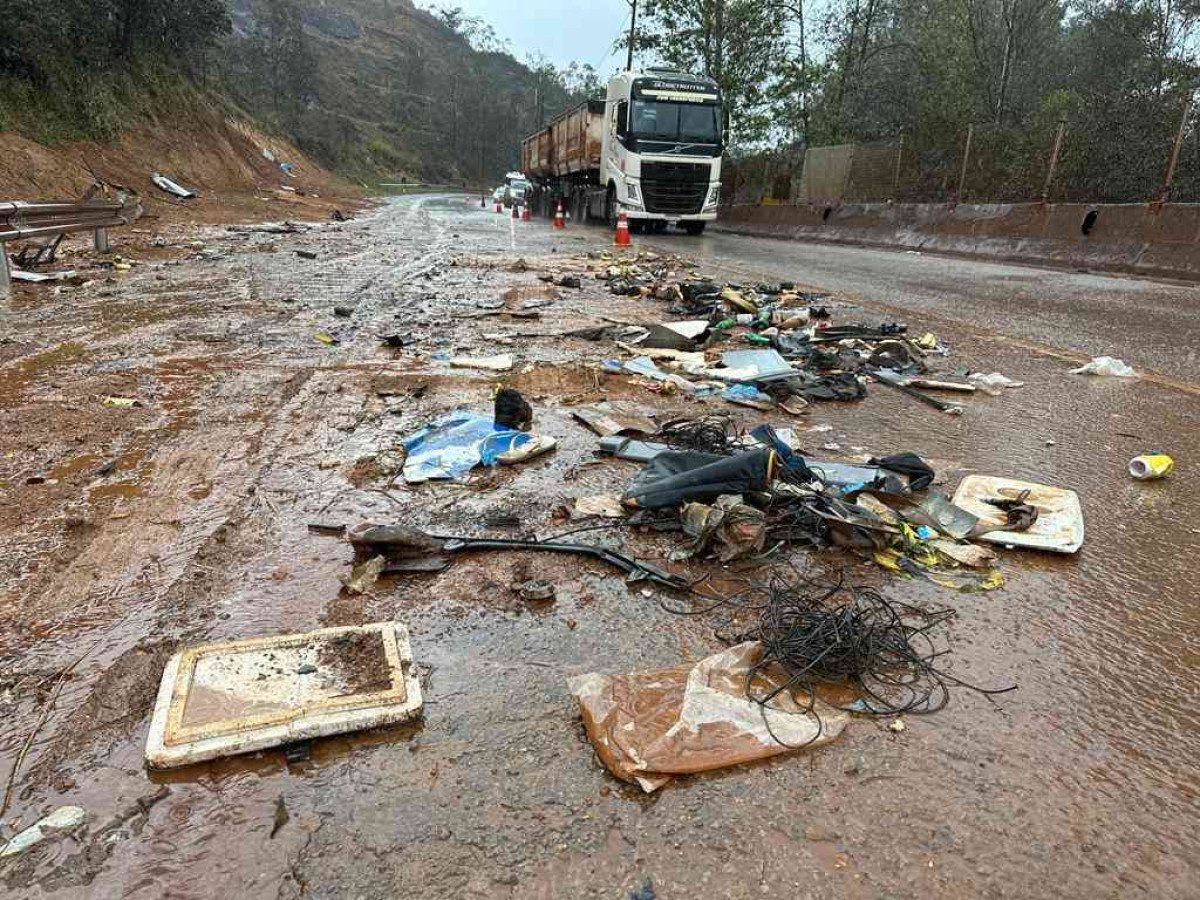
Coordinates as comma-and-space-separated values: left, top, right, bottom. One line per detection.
683, 222, 706, 236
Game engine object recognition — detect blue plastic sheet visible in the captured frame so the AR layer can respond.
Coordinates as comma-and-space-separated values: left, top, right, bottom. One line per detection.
402, 411, 532, 483
722, 384, 772, 404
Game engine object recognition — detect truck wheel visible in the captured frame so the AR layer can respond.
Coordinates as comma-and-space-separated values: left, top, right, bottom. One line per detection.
651, 220, 668, 234
683, 222, 706, 236
605, 185, 617, 228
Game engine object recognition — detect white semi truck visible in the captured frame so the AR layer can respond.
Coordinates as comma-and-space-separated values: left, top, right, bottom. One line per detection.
521, 68, 723, 234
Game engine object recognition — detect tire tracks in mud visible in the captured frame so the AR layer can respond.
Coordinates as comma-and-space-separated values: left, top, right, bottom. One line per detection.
9, 198, 463, 811
17, 366, 322, 788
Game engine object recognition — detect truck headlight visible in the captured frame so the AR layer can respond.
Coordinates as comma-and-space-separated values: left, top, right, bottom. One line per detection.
705, 185, 721, 206
625, 179, 640, 202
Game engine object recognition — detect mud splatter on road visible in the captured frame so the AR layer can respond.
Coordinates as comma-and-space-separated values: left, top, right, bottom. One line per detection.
1, 196, 1197, 899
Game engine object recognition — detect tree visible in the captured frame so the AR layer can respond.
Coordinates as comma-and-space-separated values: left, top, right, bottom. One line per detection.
624, 0, 787, 145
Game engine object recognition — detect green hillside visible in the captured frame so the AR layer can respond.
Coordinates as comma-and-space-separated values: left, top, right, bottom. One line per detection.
0, 0, 595, 186
223, 0, 591, 183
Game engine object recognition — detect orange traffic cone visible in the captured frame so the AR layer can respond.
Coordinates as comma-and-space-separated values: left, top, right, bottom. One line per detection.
494, 200, 502, 213
521, 206, 531, 221
614, 211, 631, 246
553, 199, 565, 229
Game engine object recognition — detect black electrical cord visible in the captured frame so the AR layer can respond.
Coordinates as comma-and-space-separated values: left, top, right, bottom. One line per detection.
729, 571, 1016, 748
656, 416, 740, 455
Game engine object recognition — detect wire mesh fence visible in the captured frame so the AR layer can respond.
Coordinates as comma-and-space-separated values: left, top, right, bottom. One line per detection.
724, 109, 1200, 207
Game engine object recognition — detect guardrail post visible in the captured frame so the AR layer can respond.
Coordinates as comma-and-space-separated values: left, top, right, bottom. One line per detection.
94, 228, 110, 253
1, 243, 10, 301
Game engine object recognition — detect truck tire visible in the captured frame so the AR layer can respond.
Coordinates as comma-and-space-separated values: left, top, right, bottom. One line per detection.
683, 222, 706, 236
605, 184, 617, 228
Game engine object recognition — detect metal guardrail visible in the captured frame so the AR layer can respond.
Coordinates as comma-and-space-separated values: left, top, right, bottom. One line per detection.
1, 184, 143, 298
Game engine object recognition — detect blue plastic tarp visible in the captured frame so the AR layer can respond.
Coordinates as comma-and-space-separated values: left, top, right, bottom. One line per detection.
401, 411, 532, 483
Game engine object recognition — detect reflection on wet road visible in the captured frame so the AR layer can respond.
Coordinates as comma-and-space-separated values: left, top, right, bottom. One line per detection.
0, 196, 1196, 899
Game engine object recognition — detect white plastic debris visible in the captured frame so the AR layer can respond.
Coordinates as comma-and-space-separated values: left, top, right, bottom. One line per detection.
1069, 356, 1137, 377
0, 806, 86, 857
448, 353, 514, 372
968, 372, 1026, 394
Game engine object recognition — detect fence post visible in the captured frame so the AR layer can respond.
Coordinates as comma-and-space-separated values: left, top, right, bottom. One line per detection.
892, 132, 905, 201
94, 228, 110, 253
1158, 93, 1194, 205
1041, 119, 1067, 204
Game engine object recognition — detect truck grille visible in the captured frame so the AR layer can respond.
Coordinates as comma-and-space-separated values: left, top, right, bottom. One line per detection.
640, 162, 709, 215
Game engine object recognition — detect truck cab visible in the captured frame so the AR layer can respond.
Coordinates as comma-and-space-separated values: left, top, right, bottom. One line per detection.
602, 69, 723, 234
503, 171, 531, 208
521, 67, 723, 234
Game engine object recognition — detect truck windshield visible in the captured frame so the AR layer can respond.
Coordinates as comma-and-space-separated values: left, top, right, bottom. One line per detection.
631, 101, 719, 144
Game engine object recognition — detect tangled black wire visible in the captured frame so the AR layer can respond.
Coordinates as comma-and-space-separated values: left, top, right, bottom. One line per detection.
739, 570, 1016, 747
656, 416, 740, 455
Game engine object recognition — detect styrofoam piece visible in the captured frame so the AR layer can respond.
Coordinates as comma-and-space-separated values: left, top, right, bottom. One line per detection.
952, 475, 1084, 554
145, 622, 422, 769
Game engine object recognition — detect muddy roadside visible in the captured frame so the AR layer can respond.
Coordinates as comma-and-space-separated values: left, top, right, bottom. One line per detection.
1, 195, 1197, 899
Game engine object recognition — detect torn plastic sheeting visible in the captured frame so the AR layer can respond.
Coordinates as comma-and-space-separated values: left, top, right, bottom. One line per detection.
1069, 356, 1136, 377
721, 383, 774, 409
968, 372, 1025, 394
623, 449, 777, 509
568, 642, 847, 792
151, 173, 195, 199
678, 494, 766, 561
401, 411, 531, 483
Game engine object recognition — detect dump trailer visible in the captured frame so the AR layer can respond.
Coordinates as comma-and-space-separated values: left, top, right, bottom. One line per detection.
521, 68, 723, 234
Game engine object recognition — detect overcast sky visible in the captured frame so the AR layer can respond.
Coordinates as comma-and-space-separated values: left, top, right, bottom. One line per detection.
433, 0, 630, 75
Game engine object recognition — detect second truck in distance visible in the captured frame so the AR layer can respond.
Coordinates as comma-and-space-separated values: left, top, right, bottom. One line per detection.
521, 68, 723, 235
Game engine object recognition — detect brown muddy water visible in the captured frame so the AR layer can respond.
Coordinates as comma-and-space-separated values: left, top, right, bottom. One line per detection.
0, 195, 1197, 899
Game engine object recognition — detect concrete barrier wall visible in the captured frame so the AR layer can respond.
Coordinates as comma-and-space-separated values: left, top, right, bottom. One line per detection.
713, 201, 1200, 280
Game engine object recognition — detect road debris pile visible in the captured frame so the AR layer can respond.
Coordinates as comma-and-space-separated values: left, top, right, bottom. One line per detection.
554, 249, 1010, 417
288, 247, 1083, 788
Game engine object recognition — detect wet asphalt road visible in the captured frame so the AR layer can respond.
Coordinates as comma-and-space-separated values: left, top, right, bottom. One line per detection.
1, 195, 1197, 899
655, 228, 1200, 385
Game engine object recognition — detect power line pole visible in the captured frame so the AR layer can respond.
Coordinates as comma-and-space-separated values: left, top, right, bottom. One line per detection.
626, 0, 637, 72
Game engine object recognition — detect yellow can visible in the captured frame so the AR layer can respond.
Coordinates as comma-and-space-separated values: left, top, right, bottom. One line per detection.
1128, 454, 1174, 480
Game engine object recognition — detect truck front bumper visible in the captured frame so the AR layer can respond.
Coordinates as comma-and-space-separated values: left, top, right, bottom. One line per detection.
620, 203, 718, 223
